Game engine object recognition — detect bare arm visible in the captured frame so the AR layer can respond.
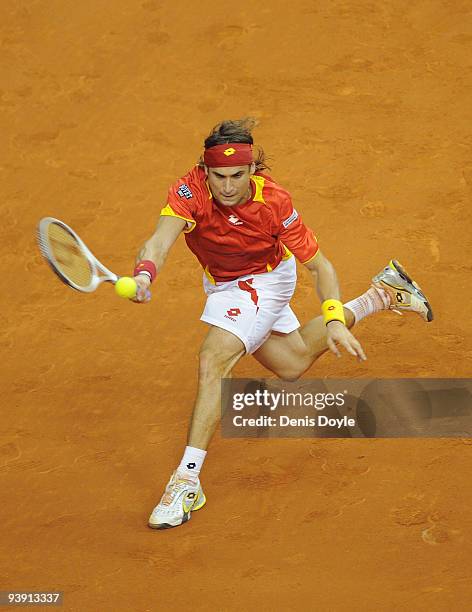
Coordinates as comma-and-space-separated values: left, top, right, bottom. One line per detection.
135, 215, 187, 271
133, 215, 186, 302
304, 250, 341, 303
304, 250, 366, 360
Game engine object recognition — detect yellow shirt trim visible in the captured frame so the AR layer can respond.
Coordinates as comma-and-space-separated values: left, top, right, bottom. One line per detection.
204, 266, 216, 284
281, 244, 293, 260
301, 248, 320, 265
160, 203, 196, 233
250, 175, 266, 204
267, 245, 292, 272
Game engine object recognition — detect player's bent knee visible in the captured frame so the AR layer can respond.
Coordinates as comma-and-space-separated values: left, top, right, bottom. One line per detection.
272, 357, 311, 382
277, 370, 302, 383
198, 347, 240, 380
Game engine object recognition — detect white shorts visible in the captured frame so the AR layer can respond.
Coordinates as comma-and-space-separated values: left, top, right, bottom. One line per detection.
200, 256, 300, 354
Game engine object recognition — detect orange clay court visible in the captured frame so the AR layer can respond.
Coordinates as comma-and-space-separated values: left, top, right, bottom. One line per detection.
1, 1, 472, 610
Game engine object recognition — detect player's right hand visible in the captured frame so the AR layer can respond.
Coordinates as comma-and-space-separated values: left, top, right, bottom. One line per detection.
326, 321, 366, 361
132, 274, 152, 303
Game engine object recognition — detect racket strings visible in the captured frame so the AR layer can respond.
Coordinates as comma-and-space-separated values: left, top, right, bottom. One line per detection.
43, 223, 94, 289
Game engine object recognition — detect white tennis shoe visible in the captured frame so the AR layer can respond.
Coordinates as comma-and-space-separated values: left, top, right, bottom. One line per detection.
372, 259, 433, 322
148, 471, 206, 529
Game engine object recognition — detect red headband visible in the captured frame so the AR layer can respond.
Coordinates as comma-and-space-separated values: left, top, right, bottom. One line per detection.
203, 143, 253, 167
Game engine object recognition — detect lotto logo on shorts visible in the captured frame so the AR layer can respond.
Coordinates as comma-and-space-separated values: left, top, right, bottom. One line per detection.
225, 307, 241, 322
177, 184, 193, 199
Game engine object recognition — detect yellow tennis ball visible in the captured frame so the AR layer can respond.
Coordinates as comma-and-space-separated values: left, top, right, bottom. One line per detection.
115, 276, 137, 299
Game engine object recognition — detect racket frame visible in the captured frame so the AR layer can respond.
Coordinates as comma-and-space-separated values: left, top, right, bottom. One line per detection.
37, 217, 119, 293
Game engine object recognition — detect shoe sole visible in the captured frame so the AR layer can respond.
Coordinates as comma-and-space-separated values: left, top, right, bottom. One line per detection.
148, 493, 207, 530
391, 259, 434, 322
377, 259, 434, 322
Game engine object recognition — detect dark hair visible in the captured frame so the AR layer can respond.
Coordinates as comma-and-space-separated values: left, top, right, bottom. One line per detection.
198, 117, 271, 172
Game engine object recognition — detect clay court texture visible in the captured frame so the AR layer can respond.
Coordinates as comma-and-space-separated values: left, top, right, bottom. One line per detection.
1, 1, 472, 610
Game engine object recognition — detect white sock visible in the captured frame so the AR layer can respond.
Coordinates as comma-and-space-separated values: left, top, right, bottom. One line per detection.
344, 286, 390, 324
177, 446, 207, 480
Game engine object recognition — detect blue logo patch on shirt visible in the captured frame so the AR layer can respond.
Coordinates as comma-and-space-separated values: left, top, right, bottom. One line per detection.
177, 184, 193, 199
282, 209, 298, 228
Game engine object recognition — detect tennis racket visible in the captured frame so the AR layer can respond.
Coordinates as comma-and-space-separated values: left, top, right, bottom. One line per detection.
37, 217, 119, 292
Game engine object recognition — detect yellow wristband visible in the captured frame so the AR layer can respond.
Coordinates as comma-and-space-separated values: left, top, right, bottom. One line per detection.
321, 299, 346, 326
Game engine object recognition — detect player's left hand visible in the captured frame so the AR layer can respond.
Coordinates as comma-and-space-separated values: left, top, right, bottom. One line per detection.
326, 321, 366, 361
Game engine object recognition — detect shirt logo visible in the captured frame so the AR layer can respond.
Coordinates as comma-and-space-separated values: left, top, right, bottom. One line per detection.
224, 147, 236, 156
282, 209, 298, 228
228, 214, 243, 225
177, 184, 193, 199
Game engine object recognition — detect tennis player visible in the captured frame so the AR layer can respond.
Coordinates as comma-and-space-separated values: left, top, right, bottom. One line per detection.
131, 119, 433, 529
